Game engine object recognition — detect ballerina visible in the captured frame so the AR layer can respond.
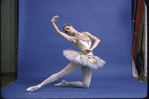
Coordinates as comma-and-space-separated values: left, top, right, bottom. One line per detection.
26, 15, 106, 92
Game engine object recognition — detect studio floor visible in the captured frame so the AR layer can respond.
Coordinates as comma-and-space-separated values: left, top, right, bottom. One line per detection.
1, 68, 147, 98
1, 73, 147, 89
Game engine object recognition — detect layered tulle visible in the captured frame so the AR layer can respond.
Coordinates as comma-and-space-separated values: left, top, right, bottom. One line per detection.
63, 49, 106, 69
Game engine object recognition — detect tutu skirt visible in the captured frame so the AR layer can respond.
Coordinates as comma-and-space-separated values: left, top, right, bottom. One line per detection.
63, 49, 106, 69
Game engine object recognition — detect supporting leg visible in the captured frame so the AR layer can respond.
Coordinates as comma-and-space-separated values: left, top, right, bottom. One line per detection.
26, 62, 80, 92
56, 66, 92, 88
81, 66, 92, 88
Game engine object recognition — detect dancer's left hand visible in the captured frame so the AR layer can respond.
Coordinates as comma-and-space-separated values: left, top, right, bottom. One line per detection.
85, 49, 92, 53
82, 49, 92, 54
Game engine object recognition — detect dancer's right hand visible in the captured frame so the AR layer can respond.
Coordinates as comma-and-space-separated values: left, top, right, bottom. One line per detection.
51, 15, 59, 22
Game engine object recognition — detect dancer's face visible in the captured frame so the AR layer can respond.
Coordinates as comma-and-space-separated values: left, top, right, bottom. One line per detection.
63, 26, 74, 35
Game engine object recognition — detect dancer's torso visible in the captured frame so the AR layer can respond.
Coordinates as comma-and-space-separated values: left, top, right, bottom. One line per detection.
72, 32, 93, 55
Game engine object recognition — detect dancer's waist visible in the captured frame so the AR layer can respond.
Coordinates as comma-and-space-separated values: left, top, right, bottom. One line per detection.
79, 50, 93, 55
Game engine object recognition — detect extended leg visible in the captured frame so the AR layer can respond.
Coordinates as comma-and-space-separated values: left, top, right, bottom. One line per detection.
26, 62, 80, 92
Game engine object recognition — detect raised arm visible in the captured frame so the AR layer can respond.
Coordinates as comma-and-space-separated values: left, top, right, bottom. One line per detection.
51, 15, 72, 42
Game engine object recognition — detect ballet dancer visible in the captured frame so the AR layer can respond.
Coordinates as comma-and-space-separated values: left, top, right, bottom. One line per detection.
26, 15, 106, 92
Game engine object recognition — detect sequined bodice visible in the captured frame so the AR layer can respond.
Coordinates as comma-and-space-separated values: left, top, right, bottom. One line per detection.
77, 32, 91, 42
76, 32, 92, 53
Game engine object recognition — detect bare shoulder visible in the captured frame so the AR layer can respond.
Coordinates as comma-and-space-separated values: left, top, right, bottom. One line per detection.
84, 31, 90, 34
84, 31, 100, 41
84, 31, 96, 37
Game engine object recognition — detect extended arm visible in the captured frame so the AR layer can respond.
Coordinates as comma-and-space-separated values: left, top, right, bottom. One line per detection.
51, 15, 72, 42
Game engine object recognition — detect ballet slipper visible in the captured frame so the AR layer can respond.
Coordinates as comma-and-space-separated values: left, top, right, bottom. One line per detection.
26, 85, 41, 92
54, 80, 68, 87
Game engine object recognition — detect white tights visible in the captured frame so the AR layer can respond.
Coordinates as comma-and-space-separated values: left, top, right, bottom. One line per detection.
26, 62, 92, 92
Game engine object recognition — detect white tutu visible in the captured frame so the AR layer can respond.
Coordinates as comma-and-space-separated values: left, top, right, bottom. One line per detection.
63, 49, 106, 69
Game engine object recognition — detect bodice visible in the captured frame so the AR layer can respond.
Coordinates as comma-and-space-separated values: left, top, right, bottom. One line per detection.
76, 32, 92, 55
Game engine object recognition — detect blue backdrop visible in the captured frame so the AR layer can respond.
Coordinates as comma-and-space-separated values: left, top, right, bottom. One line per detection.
2, 0, 147, 98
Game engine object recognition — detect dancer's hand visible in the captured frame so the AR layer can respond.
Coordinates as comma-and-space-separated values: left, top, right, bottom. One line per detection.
82, 49, 92, 54
51, 15, 59, 22
85, 49, 92, 53
86, 49, 92, 53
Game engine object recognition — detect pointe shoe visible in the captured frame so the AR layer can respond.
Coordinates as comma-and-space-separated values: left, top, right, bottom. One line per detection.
54, 80, 68, 87
26, 85, 40, 92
